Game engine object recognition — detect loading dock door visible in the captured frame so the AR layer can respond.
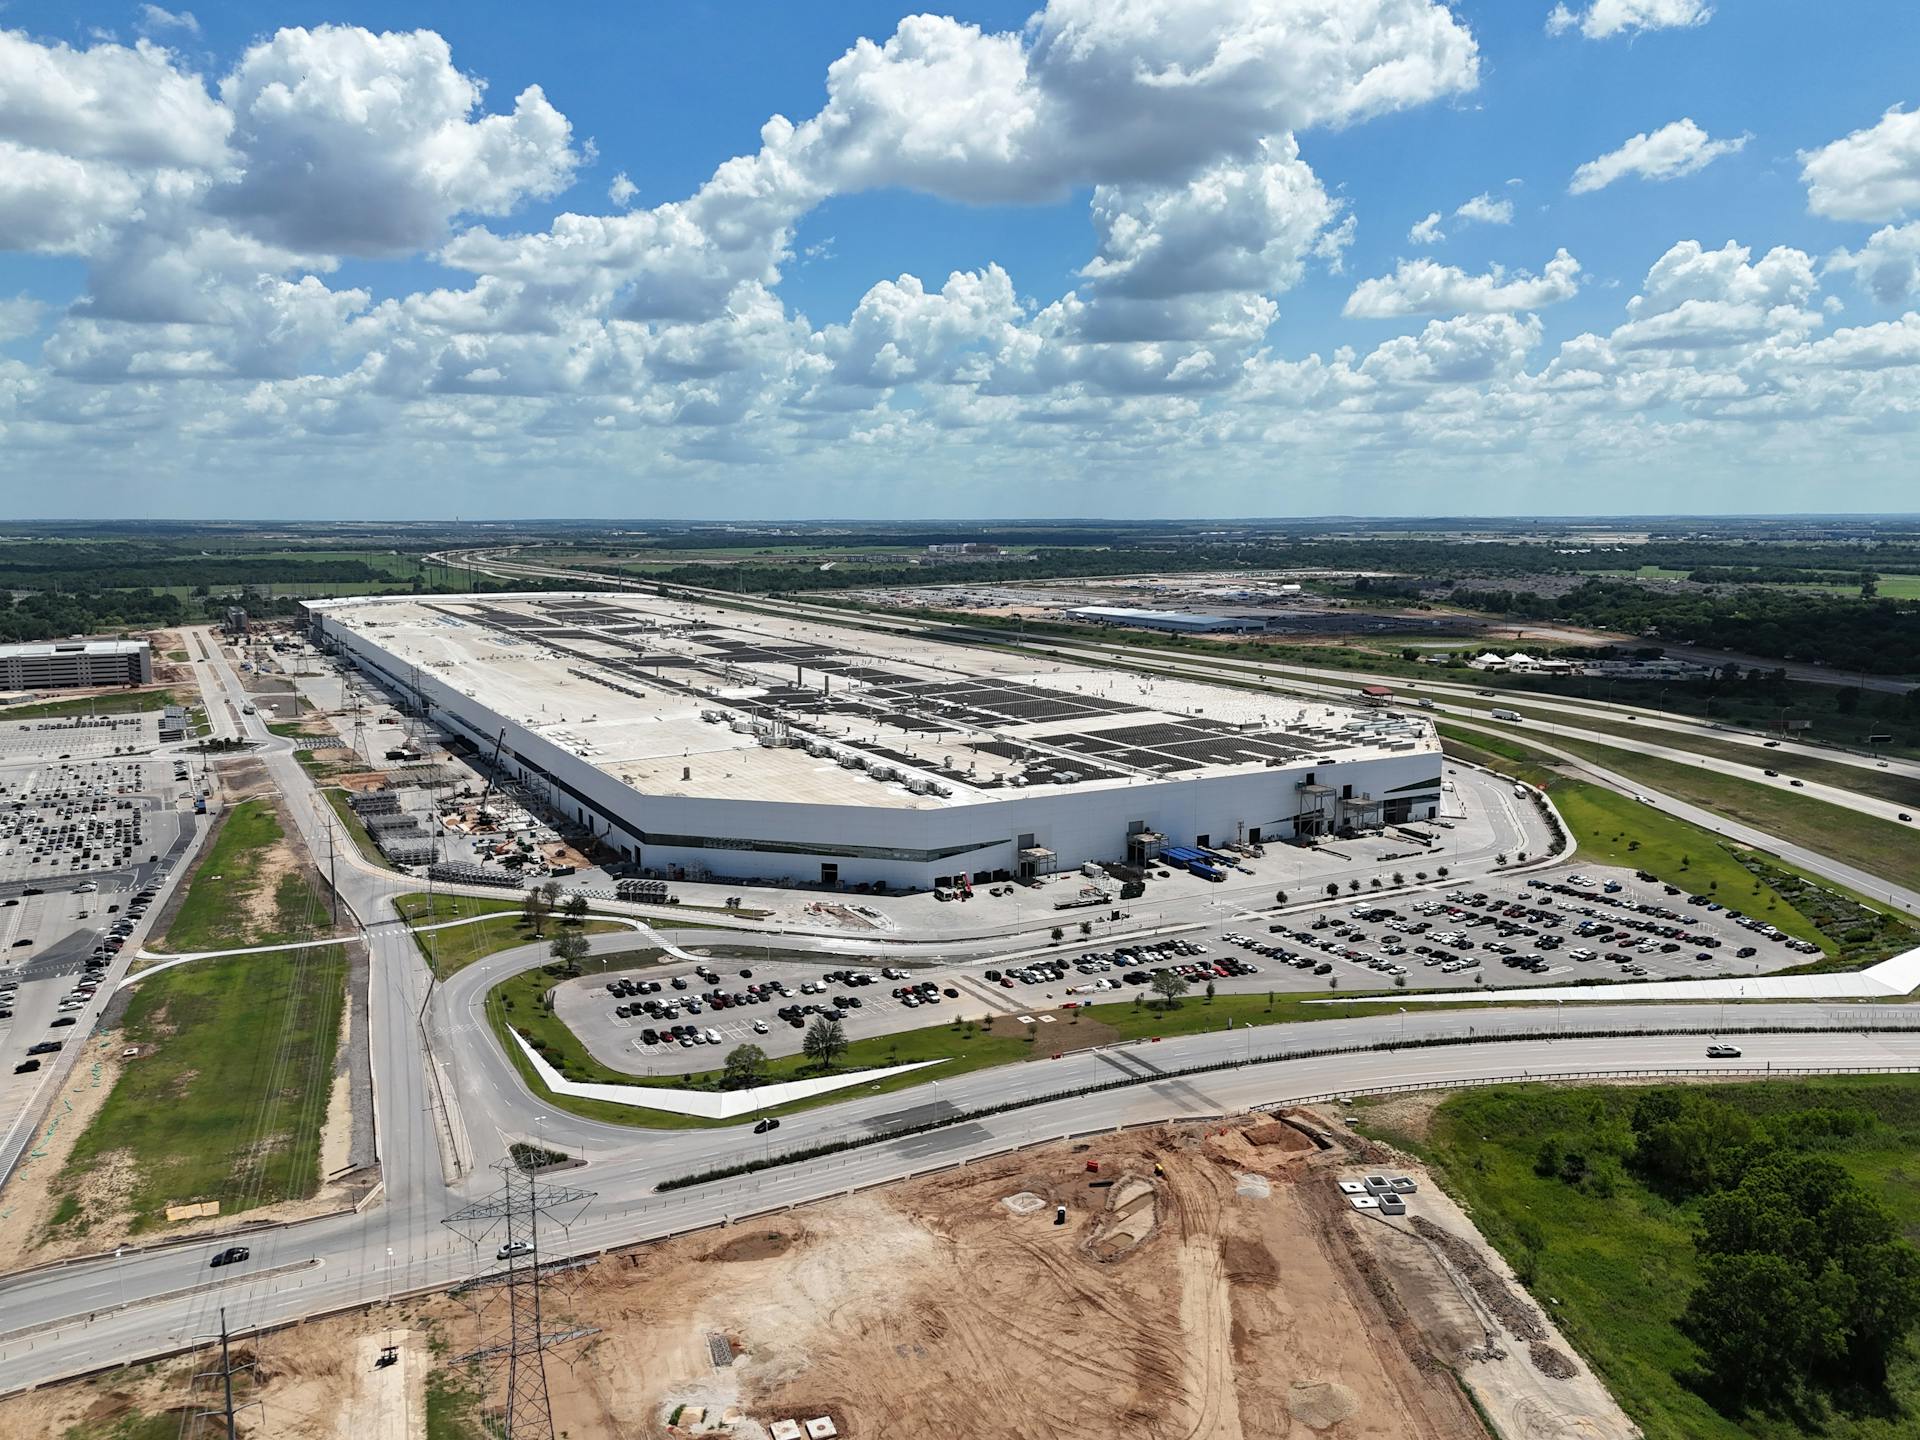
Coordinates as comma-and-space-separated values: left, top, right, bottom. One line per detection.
821, 863, 839, 886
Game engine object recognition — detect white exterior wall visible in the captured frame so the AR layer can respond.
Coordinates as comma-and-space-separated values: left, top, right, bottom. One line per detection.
315, 608, 1441, 889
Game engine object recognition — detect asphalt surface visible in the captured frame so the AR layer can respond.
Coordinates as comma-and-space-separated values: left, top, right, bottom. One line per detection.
0, 619, 1913, 1399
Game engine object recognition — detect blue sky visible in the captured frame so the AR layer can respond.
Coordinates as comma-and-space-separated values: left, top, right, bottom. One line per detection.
0, 2, 1917, 518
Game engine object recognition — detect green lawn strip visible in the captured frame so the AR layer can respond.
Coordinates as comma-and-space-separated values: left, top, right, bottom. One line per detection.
154, 798, 331, 952
1362, 1079, 1920, 1440
414, 913, 627, 978
0, 687, 179, 720
1443, 730, 1831, 952
1453, 706, 1920, 809
322, 787, 394, 870
1541, 733, 1920, 894
51, 946, 349, 1235
395, 892, 522, 923
1438, 727, 1562, 790
1735, 855, 1920, 972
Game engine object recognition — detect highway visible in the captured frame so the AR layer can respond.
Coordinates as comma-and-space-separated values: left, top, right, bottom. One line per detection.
0, 613, 1913, 1398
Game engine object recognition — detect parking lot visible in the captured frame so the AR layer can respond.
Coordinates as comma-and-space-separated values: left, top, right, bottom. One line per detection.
0, 758, 193, 886
547, 857, 1833, 1074
551, 954, 1039, 1075
0, 734, 204, 1164
0, 712, 167, 764
1192, 860, 1824, 998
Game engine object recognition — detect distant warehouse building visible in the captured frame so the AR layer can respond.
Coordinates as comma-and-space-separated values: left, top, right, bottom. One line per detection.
0, 639, 152, 692
1068, 606, 1266, 634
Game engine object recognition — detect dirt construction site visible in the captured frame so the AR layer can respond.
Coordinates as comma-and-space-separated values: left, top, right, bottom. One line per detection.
1, 1113, 1637, 1440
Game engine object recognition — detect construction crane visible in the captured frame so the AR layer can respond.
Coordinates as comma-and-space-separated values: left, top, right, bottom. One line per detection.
478, 726, 509, 811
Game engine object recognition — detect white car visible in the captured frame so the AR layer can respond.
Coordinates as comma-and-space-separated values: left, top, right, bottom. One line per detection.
1706, 1043, 1742, 1058
752, 1020, 769, 1034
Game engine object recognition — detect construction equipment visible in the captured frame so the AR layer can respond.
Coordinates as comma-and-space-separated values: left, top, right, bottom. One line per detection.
478, 726, 509, 809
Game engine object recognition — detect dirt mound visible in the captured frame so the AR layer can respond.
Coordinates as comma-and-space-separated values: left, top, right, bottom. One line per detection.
1289, 1379, 1360, 1430
1410, 1215, 1547, 1343
1245, 1120, 1315, 1151
1529, 1342, 1578, 1379
1087, 1173, 1158, 1261
706, 1230, 795, 1263
1222, 1234, 1278, 1286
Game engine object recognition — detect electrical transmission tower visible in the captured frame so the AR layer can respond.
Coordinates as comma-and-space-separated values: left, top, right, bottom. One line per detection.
444, 1159, 596, 1440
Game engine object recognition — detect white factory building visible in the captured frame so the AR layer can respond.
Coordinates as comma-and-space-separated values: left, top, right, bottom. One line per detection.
305, 594, 1442, 891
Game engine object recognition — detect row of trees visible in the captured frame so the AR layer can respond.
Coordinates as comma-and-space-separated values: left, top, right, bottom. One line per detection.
1627, 1090, 1920, 1406
1448, 578, 1920, 674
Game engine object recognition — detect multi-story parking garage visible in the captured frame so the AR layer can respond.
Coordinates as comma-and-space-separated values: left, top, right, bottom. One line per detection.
305, 593, 1443, 891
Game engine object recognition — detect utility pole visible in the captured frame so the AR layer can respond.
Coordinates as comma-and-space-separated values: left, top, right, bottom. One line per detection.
190, 1307, 259, 1439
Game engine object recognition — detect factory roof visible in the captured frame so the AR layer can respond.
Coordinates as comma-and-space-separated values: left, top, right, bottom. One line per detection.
308, 593, 1437, 810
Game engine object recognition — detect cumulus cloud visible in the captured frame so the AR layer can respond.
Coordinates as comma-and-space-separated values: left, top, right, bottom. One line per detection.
1611, 239, 1820, 350
1570, 119, 1746, 194
1408, 211, 1445, 245
1546, 1, 1712, 41
1801, 106, 1920, 222
0, 10, 1909, 508
138, 6, 200, 36
214, 27, 585, 255
1344, 250, 1582, 318
1454, 192, 1513, 226
1826, 222, 1920, 306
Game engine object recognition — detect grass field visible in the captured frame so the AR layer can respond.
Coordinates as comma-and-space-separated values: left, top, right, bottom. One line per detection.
416, 912, 628, 978
1542, 734, 1920, 894
0, 687, 181, 720
156, 798, 335, 951
1366, 1079, 1920, 1440
52, 945, 348, 1234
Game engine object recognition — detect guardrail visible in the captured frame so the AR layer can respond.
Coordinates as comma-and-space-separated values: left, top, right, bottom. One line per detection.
653, 1020, 1920, 1191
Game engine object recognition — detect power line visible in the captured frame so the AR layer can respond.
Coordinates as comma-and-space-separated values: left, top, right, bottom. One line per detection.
444, 1160, 596, 1439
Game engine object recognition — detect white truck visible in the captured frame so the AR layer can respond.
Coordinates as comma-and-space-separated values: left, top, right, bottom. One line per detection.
1490, 707, 1521, 721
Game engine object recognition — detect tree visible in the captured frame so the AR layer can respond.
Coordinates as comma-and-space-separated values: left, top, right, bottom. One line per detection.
1079, 920, 1093, 936
722, 1043, 768, 1089
802, 1015, 848, 1069
1436, 866, 1450, 879
549, 929, 590, 977
1149, 970, 1189, 1010
1050, 926, 1064, 944
521, 886, 550, 937
1325, 882, 1340, 898
541, 878, 564, 909
563, 894, 590, 924
1274, 889, 1288, 905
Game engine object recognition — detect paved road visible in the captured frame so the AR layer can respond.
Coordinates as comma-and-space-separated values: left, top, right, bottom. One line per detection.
0, 617, 1907, 1398
4, 1022, 1916, 1394
1437, 715, 1920, 917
